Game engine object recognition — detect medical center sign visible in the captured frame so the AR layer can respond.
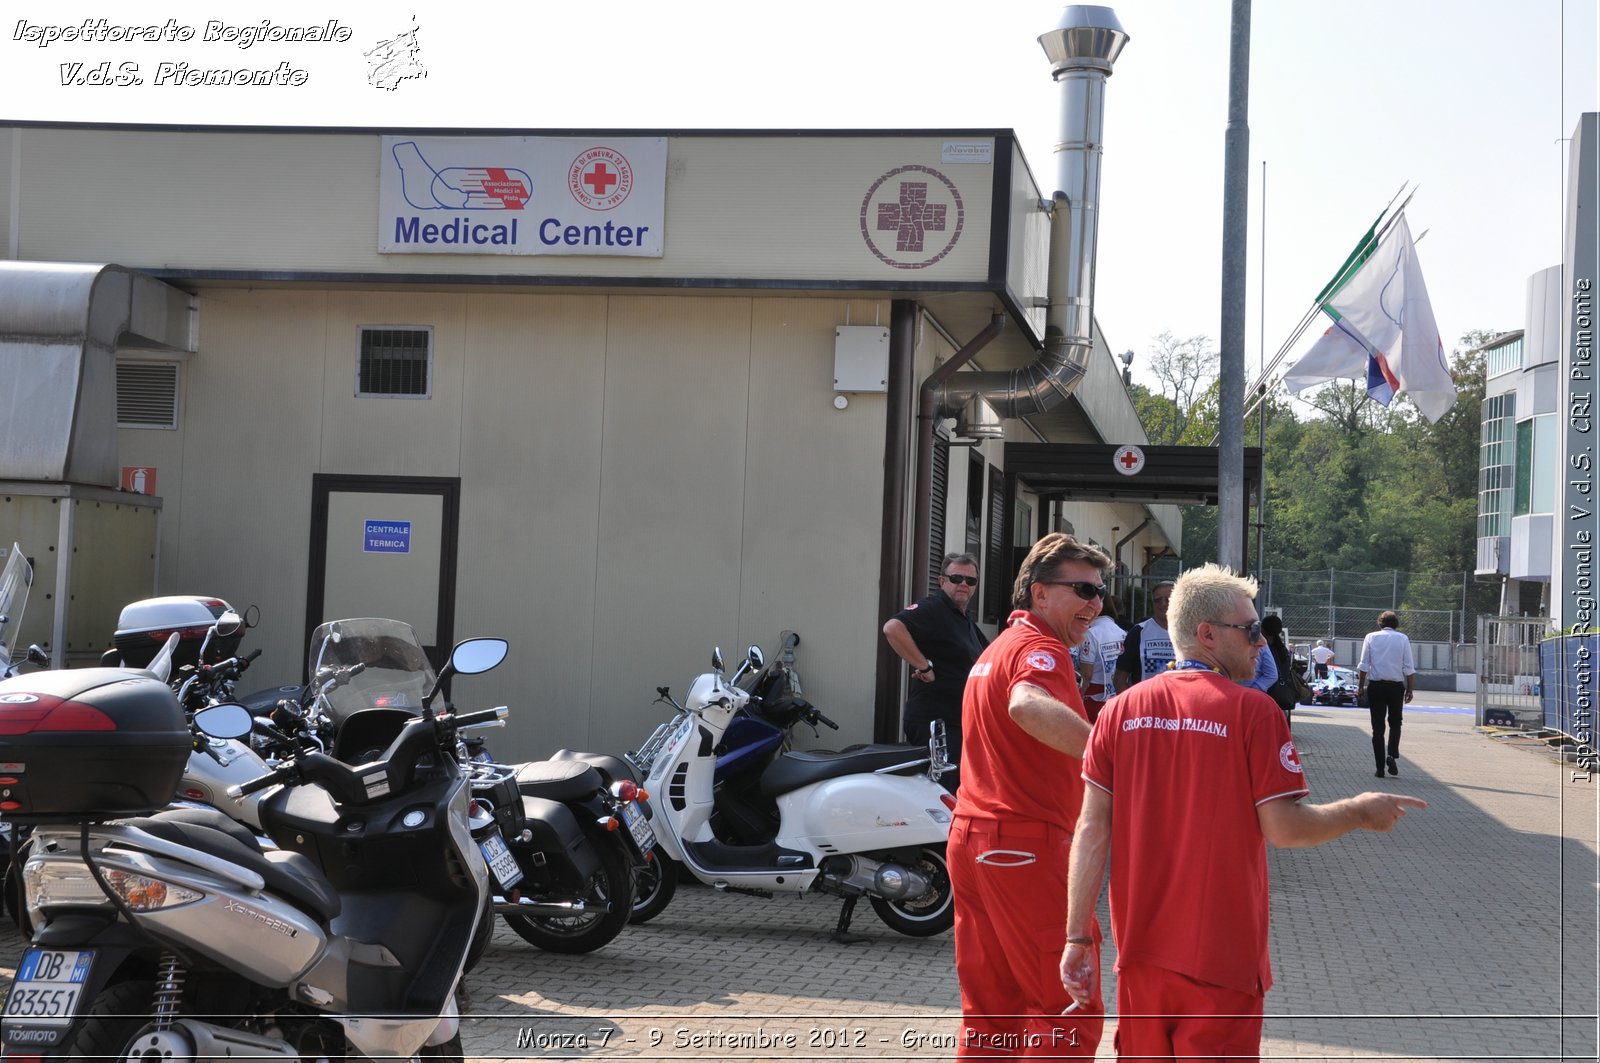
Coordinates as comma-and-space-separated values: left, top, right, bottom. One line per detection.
378, 136, 666, 257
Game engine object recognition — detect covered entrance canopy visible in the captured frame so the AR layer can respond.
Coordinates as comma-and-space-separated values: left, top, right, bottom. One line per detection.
1005, 443, 1262, 507
997, 442, 1263, 600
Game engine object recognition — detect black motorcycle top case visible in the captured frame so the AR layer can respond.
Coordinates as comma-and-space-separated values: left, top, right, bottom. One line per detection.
0, 669, 190, 817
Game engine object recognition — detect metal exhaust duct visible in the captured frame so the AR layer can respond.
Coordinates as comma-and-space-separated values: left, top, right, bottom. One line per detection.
938, 5, 1128, 419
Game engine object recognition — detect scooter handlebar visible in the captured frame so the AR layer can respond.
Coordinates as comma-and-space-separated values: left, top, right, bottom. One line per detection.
452, 706, 508, 729
814, 711, 840, 730
227, 766, 290, 799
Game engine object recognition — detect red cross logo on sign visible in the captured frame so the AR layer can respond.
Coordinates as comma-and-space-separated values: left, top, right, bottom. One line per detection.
583, 163, 619, 197
1113, 445, 1146, 477
568, 147, 634, 211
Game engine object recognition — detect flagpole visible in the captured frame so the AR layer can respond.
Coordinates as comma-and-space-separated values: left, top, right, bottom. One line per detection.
1216, 0, 1252, 572
1255, 158, 1268, 580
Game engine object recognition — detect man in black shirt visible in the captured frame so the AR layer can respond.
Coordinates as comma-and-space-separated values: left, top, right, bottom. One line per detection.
883, 553, 989, 790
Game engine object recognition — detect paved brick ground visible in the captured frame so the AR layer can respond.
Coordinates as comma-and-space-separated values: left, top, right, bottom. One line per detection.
2, 697, 1595, 1061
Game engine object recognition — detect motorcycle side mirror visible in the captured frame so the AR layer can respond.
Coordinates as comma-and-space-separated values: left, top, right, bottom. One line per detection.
214, 610, 245, 638
194, 703, 253, 741
712, 647, 725, 673
242, 604, 260, 630
27, 644, 48, 666
746, 645, 764, 669
423, 637, 509, 709
450, 637, 508, 676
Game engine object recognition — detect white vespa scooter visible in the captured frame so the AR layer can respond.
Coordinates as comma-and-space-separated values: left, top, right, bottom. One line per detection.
629, 647, 955, 942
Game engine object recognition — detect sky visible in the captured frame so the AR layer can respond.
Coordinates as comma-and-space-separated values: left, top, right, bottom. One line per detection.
3, 0, 1597, 394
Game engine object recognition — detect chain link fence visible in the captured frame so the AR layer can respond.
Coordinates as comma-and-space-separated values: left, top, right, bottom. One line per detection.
1113, 568, 1510, 679
1257, 568, 1490, 643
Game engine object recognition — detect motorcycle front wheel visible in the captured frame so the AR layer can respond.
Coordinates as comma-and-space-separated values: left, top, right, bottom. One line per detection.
629, 848, 678, 925
503, 830, 634, 954
869, 846, 955, 937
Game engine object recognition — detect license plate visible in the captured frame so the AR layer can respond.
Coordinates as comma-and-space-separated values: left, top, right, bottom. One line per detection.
479, 831, 524, 891
4, 949, 93, 1027
622, 800, 655, 855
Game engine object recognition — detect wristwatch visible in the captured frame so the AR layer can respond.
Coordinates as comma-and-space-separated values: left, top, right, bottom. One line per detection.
912, 663, 933, 675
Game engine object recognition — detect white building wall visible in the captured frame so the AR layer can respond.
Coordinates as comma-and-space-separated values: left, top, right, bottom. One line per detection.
117, 286, 893, 758
9, 128, 997, 285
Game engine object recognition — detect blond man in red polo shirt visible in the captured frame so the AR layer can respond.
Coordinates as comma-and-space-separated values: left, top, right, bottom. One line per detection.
1062, 563, 1426, 1060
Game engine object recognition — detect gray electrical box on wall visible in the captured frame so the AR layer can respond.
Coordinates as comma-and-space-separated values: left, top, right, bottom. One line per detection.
833, 326, 890, 392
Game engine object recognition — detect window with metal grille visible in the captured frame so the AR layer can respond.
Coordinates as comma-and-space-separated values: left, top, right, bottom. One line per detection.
357, 327, 432, 398
116, 361, 180, 429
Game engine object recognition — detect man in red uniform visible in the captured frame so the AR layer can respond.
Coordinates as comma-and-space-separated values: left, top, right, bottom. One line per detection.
1061, 563, 1427, 1060
951, 532, 1111, 1058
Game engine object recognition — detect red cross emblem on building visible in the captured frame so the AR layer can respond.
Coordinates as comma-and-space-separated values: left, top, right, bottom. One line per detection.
583, 163, 619, 197
859, 165, 965, 270
569, 147, 634, 211
1113, 445, 1146, 476
876, 182, 947, 252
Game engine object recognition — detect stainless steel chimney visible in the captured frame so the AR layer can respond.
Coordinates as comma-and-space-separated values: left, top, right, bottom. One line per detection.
938, 5, 1128, 418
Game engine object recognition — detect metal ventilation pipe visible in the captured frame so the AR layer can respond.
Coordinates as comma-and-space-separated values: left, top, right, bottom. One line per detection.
938, 5, 1128, 418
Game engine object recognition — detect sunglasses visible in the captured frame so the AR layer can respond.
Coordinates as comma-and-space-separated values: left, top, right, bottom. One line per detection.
942, 573, 979, 586
1212, 619, 1264, 642
1039, 580, 1107, 602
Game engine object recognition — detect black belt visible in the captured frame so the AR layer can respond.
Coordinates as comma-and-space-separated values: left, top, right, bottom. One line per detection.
1369, 678, 1406, 685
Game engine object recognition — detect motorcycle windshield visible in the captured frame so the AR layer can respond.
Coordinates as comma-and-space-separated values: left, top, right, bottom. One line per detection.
307, 617, 436, 725
0, 544, 32, 673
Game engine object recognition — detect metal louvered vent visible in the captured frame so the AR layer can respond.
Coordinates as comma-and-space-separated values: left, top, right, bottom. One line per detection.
983, 464, 1006, 625
358, 327, 432, 398
928, 426, 950, 590
116, 361, 179, 429
668, 763, 690, 811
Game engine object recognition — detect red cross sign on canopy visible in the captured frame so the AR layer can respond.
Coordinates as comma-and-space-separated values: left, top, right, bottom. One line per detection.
1112, 445, 1145, 477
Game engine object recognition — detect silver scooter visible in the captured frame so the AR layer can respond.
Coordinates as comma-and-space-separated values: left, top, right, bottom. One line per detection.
0, 634, 510, 1062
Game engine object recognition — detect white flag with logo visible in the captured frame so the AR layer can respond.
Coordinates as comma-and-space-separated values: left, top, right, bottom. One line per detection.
1322, 215, 1457, 422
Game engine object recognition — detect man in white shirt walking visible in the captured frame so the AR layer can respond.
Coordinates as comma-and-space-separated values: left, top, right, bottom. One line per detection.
1357, 611, 1415, 779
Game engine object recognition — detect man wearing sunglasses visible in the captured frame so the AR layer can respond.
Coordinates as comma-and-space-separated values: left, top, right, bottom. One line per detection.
1062, 564, 1426, 1060
949, 532, 1111, 1059
883, 553, 989, 790
1112, 580, 1176, 693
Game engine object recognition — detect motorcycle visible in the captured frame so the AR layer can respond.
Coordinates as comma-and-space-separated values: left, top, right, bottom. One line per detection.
623, 634, 826, 926
262, 618, 643, 957
0, 633, 510, 1061
626, 646, 957, 942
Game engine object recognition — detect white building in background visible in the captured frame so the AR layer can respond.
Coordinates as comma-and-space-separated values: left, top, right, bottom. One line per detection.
1476, 111, 1599, 634
1475, 270, 1562, 616
1, 92, 1201, 761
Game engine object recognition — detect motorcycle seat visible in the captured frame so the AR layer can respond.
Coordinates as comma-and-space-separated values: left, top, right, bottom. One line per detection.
759, 743, 928, 799
124, 807, 342, 921
515, 759, 604, 802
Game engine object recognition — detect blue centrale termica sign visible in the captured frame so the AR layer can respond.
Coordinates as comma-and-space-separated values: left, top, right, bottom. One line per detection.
364, 520, 411, 553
